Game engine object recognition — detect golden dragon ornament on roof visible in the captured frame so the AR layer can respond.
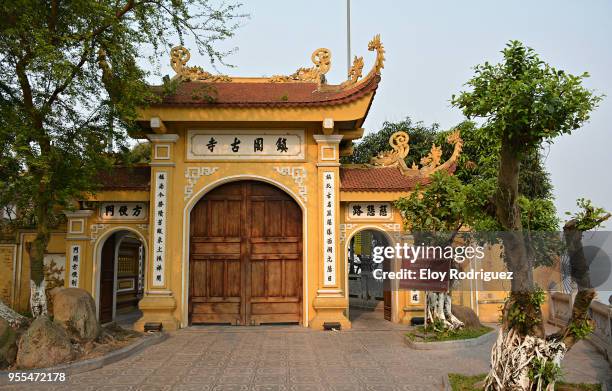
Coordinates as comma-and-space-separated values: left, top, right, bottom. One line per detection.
370, 129, 463, 178
170, 46, 232, 82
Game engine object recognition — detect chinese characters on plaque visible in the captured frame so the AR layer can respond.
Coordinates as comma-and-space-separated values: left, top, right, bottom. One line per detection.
138, 245, 144, 293
152, 171, 167, 287
69, 245, 81, 288
99, 203, 147, 220
347, 202, 393, 221
187, 130, 305, 160
323, 172, 336, 286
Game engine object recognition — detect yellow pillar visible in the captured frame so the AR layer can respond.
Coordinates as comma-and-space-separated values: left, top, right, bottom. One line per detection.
135, 132, 180, 331
310, 124, 351, 330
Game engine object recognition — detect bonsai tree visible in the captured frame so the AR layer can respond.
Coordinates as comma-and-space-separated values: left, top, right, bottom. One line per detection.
0, 0, 246, 319
452, 40, 606, 391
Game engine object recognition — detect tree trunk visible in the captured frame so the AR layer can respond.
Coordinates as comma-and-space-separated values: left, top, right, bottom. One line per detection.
484, 191, 609, 389
28, 200, 52, 318
425, 291, 464, 330
0, 299, 27, 328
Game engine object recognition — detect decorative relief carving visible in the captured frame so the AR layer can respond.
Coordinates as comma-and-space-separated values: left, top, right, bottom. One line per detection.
184, 167, 219, 201
383, 223, 401, 232
339, 224, 358, 245
273, 167, 307, 202
170, 46, 232, 82
90, 223, 110, 243
270, 48, 331, 84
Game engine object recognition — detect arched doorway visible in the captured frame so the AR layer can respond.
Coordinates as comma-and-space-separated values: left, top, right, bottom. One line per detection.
98, 231, 145, 325
347, 228, 393, 323
189, 180, 303, 326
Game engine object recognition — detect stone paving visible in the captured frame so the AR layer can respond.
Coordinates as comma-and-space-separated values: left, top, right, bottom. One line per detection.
1, 311, 610, 390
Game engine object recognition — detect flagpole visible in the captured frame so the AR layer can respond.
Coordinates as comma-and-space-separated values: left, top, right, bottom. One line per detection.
346, 0, 351, 77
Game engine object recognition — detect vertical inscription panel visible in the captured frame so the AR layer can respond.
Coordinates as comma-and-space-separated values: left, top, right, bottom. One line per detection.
0, 246, 15, 305
152, 171, 168, 287
322, 172, 337, 286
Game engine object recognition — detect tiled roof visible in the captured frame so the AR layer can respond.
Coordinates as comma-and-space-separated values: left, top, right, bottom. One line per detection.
339, 164, 456, 192
96, 166, 151, 191
150, 75, 381, 108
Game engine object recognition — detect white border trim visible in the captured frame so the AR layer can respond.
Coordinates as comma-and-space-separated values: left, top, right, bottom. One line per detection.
320, 145, 337, 161
92, 226, 148, 320
181, 174, 308, 328
343, 224, 399, 323
154, 144, 171, 160
186, 129, 306, 162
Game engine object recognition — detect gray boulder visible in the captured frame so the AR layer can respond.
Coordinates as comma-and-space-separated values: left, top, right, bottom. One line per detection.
52, 288, 100, 342
16, 316, 74, 369
451, 304, 483, 329
0, 318, 17, 368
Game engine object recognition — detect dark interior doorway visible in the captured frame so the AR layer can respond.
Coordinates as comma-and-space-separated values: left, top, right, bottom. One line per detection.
99, 231, 145, 325
347, 229, 392, 322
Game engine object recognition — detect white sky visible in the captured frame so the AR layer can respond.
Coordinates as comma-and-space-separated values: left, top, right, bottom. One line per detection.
144, 0, 612, 226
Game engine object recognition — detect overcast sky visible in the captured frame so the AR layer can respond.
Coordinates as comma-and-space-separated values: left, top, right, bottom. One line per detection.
148, 0, 611, 226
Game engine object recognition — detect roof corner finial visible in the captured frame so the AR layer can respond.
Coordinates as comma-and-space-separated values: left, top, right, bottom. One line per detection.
367, 34, 385, 75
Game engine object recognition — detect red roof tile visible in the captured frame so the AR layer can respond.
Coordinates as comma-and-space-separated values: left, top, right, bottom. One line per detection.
150, 75, 381, 108
97, 166, 151, 191
340, 167, 429, 192
340, 164, 457, 192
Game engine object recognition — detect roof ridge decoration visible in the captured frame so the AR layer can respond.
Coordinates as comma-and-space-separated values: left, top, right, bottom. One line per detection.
270, 48, 331, 84
370, 129, 463, 178
170, 46, 232, 82
270, 34, 385, 89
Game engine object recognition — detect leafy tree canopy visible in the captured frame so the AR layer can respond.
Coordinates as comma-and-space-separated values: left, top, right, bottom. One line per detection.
0, 0, 247, 300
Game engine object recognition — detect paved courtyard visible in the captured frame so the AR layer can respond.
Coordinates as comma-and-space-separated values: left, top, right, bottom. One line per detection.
1, 311, 610, 390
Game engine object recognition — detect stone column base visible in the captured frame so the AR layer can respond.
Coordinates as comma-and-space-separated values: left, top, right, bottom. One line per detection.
310, 296, 351, 330
134, 294, 179, 332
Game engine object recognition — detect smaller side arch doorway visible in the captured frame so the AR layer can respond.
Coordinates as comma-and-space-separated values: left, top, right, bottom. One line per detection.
347, 229, 392, 323
98, 231, 145, 324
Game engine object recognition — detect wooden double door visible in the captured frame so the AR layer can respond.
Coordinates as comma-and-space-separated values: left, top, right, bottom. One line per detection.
189, 181, 303, 325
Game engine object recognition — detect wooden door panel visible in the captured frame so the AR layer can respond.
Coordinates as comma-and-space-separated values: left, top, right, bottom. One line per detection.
99, 235, 115, 324
189, 180, 302, 325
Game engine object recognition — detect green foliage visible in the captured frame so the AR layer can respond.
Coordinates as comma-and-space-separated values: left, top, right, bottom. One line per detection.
0, 0, 247, 286
115, 142, 151, 165
341, 117, 439, 166
506, 288, 545, 334
565, 198, 610, 231
568, 318, 595, 340
448, 373, 601, 391
452, 40, 602, 153
409, 325, 492, 342
528, 357, 564, 387
394, 171, 466, 233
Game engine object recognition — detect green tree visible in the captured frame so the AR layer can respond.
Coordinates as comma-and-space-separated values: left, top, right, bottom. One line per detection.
341, 117, 439, 167
452, 40, 606, 391
0, 0, 246, 318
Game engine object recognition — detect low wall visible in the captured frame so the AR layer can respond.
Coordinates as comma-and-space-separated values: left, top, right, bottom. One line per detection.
549, 292, 611, 363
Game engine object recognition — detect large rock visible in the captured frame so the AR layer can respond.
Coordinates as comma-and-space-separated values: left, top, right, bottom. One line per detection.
16, 316, 74, 369
0, 318, 17, 368
451, 304, 483, 329
52, 288, 100, 341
